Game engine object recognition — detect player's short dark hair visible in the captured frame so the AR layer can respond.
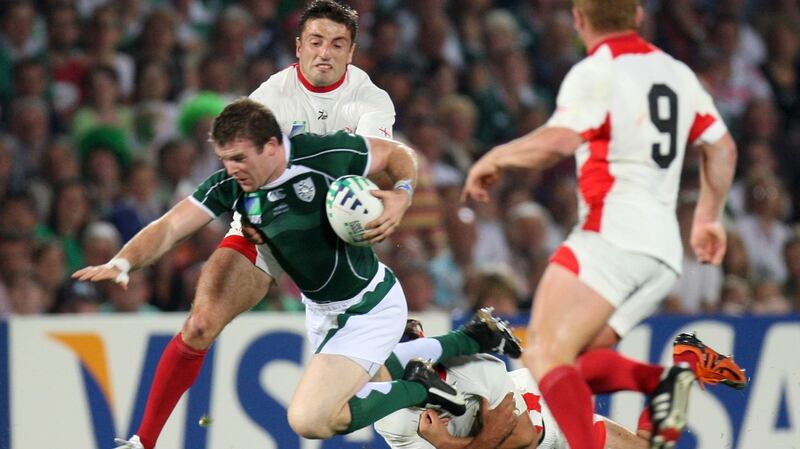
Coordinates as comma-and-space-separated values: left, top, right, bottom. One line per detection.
299, 0, 359, 44
210, 98, 282, 152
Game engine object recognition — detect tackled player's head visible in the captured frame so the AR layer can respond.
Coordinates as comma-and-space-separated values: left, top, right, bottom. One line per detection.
296, 0, 358, 87
572, 0, 639, 33
210, 98, 284, 191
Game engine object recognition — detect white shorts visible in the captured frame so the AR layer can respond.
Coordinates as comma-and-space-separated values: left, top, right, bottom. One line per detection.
221, 212, 284, 278
552, 230, 678, 337
304, 264, 408, 376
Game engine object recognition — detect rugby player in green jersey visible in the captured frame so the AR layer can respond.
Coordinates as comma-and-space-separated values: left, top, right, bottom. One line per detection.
74, 99, 521, 448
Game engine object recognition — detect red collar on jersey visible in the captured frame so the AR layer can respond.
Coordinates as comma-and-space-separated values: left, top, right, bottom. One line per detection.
294, 63, 347, 93
587, 31, 658, 57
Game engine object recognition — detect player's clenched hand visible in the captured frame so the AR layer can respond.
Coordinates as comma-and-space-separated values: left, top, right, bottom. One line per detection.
472, 394, 517, 448
363, 189, 410, 244
241, 222, 266, 245
462, 157, 500, 202
418, 409, 452, 447
691, 220, 727, 264
72, 263, 129, 290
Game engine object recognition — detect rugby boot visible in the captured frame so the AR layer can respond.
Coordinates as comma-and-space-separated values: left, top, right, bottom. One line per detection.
649, 365, 696, 449
404, 358, 466, 416
461, 307, 522, 358
673, 332, 747, 390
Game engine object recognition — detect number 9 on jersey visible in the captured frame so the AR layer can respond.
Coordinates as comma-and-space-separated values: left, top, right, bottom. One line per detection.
325, 175, 384, 246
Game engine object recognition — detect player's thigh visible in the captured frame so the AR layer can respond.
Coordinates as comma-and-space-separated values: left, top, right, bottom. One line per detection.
193, 247, 272, 317
290, 353, 371, 420
528, 263, 615, 368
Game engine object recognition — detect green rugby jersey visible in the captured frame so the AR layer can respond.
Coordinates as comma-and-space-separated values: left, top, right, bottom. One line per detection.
191, 132, 379, 303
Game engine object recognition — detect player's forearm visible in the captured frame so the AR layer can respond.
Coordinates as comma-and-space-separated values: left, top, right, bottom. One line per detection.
694, 134, 737, 222
114, 199, 210, 270
483, 126, 580, 171
115, 217, 185, 271
383, 143, 418, 188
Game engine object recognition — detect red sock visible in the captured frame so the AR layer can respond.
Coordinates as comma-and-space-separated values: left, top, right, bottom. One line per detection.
577, 348, 664, 395
673, 350, 700, 373
137, 333, 207, 449
539, 365, 598, 449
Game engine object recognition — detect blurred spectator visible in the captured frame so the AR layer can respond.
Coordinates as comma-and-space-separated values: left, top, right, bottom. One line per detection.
722, 228, 752, 279
8, 271, 48, 315
396, 263, 437, 312
0, 232, 34, 288
102, 270, 159, 313
155, 138, 195, 207
751, 279, 792, 314
0, 191, 41, 236
467, 268, 521, 317
505, 201, 559, 298
84, 5, 135, 99
719, 274, 753, 316
54, 279, 103, 314
783, 236, 800, 311
132, 59, 179, 153
0, 1, 42, 102
71, 65, 134, 144
77, 125, 131, 211
664, 194, 723, 314
81, 221, 122, 268
436, 94, 481, 172
107, 160, 162, 242
8, 96, 51, 180
43, 4, 85, 119
33, 240, 65, 309
177, 91, 225, 184
736, 173, 792, 282
38, 178, 93, 273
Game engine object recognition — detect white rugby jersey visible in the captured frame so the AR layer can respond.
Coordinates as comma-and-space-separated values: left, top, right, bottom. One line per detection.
249, 64, 395, 139
547, 32, 728, 272
374, 355, 542, 449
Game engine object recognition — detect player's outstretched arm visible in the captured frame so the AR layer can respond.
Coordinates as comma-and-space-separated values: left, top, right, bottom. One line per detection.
363, 136, 419, 244
462, 126, 582, 202
691, 133, 737, 264
72, 198, 213, 288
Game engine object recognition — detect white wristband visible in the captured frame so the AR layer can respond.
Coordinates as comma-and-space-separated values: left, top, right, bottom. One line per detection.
394, 179, 414, 203
107, 258, 131, 285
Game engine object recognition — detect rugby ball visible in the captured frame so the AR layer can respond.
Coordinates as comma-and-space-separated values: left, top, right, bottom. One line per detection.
326, 175, 384, 246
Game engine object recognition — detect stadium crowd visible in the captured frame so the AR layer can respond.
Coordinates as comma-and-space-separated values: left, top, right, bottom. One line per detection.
0, 0, 798, 318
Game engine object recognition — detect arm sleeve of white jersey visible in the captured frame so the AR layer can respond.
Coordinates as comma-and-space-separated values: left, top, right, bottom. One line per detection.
355, 87, 396, 138
546, 60, 611, 136
688, 77, 728, 145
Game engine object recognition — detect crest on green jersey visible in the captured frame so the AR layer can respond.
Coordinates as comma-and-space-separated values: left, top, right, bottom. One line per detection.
243, 192, 263, 224
293, 177, 316, 202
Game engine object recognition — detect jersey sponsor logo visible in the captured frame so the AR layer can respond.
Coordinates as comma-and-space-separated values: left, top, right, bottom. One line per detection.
293, 177, 316, 202
289, 121, 306, 137
267, 189, 286, 202
317, 110, 328, 120
378, 127, 390, 137
244, 193, 264, 224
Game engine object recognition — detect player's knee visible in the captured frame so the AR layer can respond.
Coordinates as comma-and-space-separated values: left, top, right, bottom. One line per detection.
182, 311, 222, 349
287, 403, 336, 439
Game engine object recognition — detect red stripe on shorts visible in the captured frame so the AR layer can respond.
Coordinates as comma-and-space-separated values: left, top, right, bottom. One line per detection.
550, 245, 580, 275
218, 235, 257, 264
